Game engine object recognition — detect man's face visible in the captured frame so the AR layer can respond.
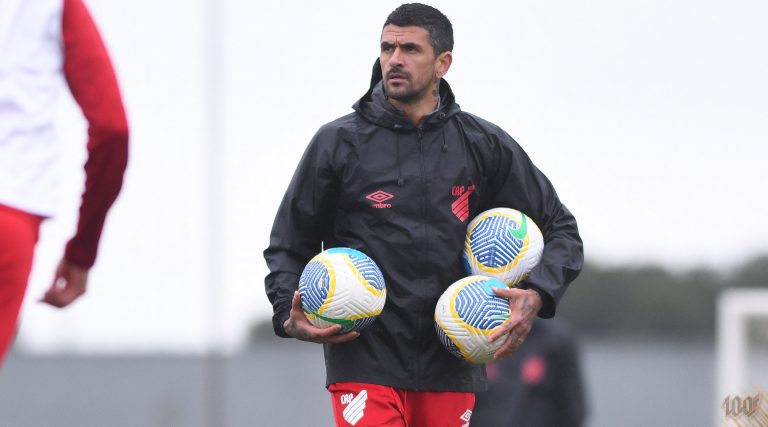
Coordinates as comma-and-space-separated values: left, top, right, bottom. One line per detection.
379, 24, 449, 104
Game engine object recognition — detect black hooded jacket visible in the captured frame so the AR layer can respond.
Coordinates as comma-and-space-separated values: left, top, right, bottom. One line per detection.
264, 62, 583, 392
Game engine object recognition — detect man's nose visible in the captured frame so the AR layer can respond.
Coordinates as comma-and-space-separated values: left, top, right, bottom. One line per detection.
387, 47, 405, 67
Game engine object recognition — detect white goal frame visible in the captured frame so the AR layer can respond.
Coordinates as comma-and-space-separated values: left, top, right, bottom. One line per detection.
716, 288, 768, 425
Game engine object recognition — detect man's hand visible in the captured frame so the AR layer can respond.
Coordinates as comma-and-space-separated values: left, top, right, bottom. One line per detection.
283, 291, 360, 344
40, 258, 89, 308
488, 287, 542, 359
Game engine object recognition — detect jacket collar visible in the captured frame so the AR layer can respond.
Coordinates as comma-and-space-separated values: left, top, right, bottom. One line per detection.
353, 58, 461, 132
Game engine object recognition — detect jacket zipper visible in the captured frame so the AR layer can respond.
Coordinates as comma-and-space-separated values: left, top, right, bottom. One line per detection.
415, 125, 427, 389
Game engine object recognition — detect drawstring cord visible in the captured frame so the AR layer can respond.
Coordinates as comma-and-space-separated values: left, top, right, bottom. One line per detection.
441, 126, 448, 153
395, 131, 404, 187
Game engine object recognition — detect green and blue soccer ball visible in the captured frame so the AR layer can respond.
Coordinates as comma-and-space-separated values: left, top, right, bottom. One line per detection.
434, 275, 511, 364
463, 207, 544, 286
299, 248, 386, 333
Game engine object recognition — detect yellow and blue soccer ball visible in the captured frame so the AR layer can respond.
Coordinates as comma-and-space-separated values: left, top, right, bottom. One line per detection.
463, 208, 544, 286
298, 247, 386, 333
434, 275, 511, 364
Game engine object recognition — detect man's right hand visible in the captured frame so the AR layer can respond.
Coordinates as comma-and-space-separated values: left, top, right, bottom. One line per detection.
40, 258, 89, 308
283, 291, 360, 344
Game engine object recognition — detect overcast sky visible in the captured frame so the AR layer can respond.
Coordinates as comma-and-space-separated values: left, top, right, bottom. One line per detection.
16, 0, 768, 354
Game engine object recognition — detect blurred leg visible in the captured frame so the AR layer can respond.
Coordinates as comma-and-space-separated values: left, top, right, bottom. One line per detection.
0, 205, 42, 366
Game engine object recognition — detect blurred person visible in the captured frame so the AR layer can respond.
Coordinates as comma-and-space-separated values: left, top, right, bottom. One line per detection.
0, 0, 129, 365
264, 3, 582, 426
471, 318, 588, 427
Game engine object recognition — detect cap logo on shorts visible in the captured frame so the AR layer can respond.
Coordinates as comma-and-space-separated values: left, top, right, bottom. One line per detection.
342, 390, 368, 425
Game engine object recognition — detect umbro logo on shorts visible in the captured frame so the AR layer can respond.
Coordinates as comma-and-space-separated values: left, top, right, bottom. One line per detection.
460, 409, 472, 427
341, 390, 368, 425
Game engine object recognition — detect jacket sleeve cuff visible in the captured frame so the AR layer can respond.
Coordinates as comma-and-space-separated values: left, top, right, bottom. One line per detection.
272, 303, 292, 338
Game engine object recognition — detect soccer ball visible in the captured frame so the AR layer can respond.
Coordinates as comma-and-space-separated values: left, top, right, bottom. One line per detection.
463, 208, 544, 286
298, 247, 387, 333
434, 275, 511, 364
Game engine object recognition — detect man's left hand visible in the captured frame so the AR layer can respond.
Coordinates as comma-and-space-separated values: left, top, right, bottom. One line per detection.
488, 287, 542, 359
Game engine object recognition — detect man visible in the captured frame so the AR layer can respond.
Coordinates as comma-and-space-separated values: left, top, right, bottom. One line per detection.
264, 4, 582, 426
471, 319, 588, 427
0, 0, 129, 365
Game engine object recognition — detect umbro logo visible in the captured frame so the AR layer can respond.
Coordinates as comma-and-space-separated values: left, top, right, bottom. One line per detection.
460, 409, 472, 427
366, 190, 394, 209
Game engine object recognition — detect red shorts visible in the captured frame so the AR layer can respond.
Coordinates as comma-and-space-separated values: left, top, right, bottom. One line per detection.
328, 382, 475, 427
0, 204, 43, 365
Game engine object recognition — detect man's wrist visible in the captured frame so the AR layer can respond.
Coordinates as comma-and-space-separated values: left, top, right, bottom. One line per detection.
528, 288, 543, 307
519, 286, 544, 313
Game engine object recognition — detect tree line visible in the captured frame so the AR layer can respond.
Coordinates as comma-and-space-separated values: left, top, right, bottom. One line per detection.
557, 254, 768, 338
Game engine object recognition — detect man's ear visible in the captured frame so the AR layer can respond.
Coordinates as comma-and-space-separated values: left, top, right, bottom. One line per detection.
436, 51, 453, 79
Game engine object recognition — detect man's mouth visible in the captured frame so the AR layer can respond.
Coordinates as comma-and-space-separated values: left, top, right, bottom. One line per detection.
387, 71, 409, 82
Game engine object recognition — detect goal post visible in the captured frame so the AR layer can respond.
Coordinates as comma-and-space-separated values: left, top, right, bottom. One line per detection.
716, 289, 768, 426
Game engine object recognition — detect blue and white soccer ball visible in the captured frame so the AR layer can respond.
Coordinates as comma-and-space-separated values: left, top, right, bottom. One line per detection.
298, 247, 387, 333
434, 276, 511, 364
463, 208, 544, 286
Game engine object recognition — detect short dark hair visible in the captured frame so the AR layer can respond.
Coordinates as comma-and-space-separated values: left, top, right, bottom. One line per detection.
383, 3, 454, 56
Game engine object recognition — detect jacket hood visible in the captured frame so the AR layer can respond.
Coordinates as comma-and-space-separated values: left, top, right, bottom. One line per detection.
353, 58, 461, 131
